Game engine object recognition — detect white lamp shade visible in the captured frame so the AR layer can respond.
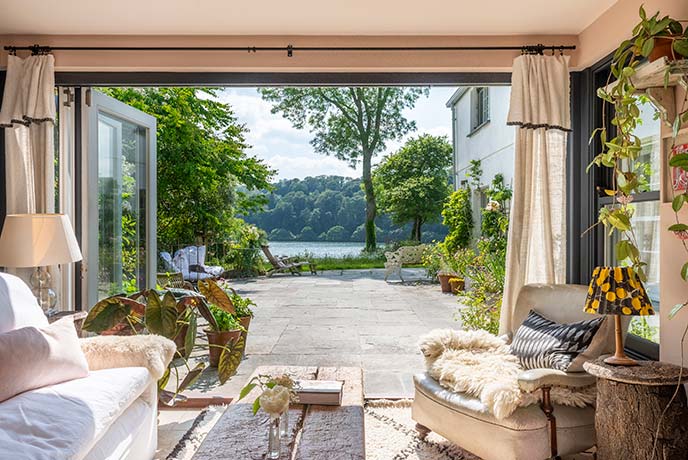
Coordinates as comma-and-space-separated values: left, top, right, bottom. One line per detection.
0, 214, 82, 267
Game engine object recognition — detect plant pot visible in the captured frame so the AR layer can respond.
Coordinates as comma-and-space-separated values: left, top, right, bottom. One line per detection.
238, 316, 251, 355
449, 278, 465, 294
205, 329, 242, 367
437, 273, 454, 293
649, 36, 678, 62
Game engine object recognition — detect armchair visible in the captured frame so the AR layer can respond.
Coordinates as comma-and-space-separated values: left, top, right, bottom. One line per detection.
412, 284, 627, 460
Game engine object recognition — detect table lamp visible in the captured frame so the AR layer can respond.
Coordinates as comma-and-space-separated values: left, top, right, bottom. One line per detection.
0, 214, 82, 314
584, 266, 654, 366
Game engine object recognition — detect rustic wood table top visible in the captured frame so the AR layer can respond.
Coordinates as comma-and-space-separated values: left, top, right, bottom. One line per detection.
584, 359, 688, 386
192, 365, 365, 460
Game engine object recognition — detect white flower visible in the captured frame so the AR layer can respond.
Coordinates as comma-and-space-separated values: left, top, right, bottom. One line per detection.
485, 200, 501, 212
259, 385, 290, 418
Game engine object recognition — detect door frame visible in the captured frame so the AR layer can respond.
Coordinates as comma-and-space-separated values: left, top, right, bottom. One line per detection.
83, 89, 157, 308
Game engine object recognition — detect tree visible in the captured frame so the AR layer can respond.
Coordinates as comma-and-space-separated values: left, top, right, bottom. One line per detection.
259, 87, 427, 251
101, 88, 275, 245
373, 135, 453, 241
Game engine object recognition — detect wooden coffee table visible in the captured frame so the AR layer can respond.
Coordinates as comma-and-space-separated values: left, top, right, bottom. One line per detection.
192, 366, 365, 460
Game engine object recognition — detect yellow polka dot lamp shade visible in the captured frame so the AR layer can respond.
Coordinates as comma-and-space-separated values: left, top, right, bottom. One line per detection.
584, 266, 654, 316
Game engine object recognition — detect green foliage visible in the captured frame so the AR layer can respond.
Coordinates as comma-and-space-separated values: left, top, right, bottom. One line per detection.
100, 87, 275, 245
466, 159, 483, 189
628, 317, 659, 343
304, 252, 387, 271
442, 188, 473, 252
480, 174, 512, 253
217, 224, 267, 277
422, 243, 474, 279
373, 134, 453, 241
230, 292, 256, 318
457, 239, 507, 335
259, 87, 428, 252
208, 304, 245, 332
244, 175, 448, 243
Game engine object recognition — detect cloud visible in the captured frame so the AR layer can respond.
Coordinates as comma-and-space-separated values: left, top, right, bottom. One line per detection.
213, 87, 455, 180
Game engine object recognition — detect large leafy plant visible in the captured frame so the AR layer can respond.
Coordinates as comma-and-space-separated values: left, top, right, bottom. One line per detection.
83, 288, 244, 402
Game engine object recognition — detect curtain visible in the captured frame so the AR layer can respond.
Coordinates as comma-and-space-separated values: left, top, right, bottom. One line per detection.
0, 54, 56, 286
499, 55, 569, 335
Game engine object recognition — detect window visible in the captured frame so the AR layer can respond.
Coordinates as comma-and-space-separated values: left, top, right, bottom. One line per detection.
599, 98, 661, 351
470, 87, 489, 133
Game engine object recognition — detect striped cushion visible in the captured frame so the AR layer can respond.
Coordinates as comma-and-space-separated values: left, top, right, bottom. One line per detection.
510, 310, 604, 371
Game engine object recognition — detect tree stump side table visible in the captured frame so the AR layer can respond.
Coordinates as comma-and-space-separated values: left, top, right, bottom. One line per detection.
583, 359, 688, 460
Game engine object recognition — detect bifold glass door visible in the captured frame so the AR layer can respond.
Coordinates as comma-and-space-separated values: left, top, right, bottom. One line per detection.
85, 90, 156, 307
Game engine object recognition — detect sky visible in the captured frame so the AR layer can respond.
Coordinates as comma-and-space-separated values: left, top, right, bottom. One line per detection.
214, 87, 458, 180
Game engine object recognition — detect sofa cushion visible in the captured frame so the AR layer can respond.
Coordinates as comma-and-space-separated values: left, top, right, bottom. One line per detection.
510, 309, 603, 371
0, 317, 89, 403
0, 367, 152, 460
0, 272, 48, 333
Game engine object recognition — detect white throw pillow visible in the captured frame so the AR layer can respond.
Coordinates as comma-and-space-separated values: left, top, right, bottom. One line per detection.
0, 317, 89, 402
0, 272, 48, 333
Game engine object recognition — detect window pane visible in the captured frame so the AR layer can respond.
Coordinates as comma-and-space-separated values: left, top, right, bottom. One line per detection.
97, 112, 148, 299
604, 200, 660, 343
633, 98, 661, 192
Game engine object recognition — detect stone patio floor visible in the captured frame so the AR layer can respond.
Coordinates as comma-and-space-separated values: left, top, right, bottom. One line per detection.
157, 268, 461, 457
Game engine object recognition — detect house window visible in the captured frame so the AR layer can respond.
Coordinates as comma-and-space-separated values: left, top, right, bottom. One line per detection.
598, 98, 661, 353
470, 87, 490, 133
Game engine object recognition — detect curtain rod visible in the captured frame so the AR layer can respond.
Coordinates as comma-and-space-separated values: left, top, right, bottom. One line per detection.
4, 43, 576, 57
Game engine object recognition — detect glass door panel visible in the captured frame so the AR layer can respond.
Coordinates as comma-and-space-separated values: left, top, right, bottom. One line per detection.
86, 90, 156, 307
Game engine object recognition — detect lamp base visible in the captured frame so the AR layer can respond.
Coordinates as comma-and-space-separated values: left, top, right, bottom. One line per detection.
604, 354, 638, 366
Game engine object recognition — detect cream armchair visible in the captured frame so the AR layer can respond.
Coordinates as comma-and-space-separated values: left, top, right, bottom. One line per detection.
412, 284, 627, 460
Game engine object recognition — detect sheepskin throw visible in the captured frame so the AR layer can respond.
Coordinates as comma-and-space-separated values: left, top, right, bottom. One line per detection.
80, 334, 176, 380
418, 329, 595, 420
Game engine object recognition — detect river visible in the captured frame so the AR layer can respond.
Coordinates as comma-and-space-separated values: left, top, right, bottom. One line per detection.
267, 241, 366, 258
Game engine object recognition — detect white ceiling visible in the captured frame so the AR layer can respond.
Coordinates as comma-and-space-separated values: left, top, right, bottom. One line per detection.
0, 0, 618, 36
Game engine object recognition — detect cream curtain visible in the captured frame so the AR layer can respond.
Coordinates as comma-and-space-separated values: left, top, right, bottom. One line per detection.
500, 55, 569, 335
0, 54, 56, 286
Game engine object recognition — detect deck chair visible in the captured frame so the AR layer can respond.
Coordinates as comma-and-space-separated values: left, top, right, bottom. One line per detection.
261, 245, 316, 277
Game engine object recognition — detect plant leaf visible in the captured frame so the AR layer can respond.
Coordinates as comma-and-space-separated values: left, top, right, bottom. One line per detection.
198, 280, 235, 315
183, 310, 197, 359
218, 336, 245, 384
669, 153, 688, 169
673, 194, 686, 212
252, 398, 261, 415
673, 39, 688, 58
83, 296, 131, 333
669, 303, 687, 320
682, 262, 688, 282
178, 362, 205, 393
194, 298, 219, 331
239, 382, 257, 401
669, 223, 688, 232
145, 291, 178, 337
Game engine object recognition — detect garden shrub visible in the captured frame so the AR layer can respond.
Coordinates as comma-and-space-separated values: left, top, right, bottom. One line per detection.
442, 188, 473, 253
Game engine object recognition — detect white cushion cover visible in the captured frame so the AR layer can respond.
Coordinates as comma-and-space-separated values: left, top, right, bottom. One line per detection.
0, 367, 152, 460
0, 272, 48, 333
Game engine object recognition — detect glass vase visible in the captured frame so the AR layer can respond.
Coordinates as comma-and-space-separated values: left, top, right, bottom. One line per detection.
267, 416, 281, 459
279, 409, 289, 437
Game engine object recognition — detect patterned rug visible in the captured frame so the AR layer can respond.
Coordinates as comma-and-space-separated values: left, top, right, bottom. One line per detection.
364, 400, 480, 460
166, 400, 480, 460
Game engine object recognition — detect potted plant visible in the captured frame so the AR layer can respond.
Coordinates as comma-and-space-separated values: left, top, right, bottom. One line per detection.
617, 7, 688, 62
448, 277, 464, 294
205, 305, 245, 368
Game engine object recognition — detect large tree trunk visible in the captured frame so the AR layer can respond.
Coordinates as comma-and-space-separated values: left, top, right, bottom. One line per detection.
362, 151, 377, 252
410, 218, 422, 241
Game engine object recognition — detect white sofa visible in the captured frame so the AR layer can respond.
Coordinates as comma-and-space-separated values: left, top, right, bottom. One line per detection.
0, 272, 175, 460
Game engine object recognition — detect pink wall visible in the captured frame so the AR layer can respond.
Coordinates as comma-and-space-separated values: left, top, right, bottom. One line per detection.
0, 34, 578, 72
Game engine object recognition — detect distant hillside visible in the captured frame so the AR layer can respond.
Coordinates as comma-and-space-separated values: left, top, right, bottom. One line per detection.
243, 175, 447, 243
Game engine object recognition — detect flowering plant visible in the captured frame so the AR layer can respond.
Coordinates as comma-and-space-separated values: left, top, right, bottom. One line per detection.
239, 373, 300, 416
485, 200, 501, 212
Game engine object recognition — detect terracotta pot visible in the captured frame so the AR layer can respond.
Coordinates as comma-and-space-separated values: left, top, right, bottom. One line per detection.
649, 37, 678, 62
238, 316, 251, 354
449, 278, 465, 294
205, 329, 242, 367
437, 273, 453, 293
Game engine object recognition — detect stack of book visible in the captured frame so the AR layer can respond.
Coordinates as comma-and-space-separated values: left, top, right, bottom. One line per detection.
294, 380, 343, 406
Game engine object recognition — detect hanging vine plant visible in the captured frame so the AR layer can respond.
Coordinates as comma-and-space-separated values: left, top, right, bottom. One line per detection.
591, 6, 688, 295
